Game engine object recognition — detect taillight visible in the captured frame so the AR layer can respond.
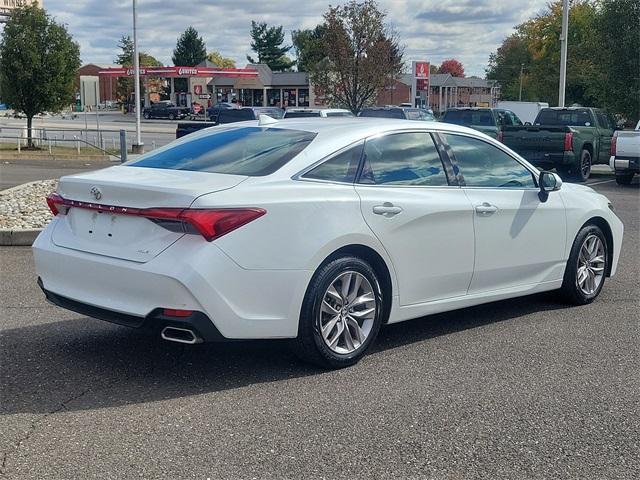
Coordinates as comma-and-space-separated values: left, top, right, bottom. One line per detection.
43, 193, 266, 242
46, 192, 65, 216
564, 132, 573, 152
611, 132, 617, 156
163, 308, 193, 317
497, 131, 504, 143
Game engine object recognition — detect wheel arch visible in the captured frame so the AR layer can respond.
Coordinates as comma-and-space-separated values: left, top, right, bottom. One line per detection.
581, 142, 594, 157
582, 216, 614, 276
320, 244, 394, 324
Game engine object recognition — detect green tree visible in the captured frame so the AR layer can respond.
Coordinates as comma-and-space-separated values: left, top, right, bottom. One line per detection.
247, 21, 294, 71
206, 51, 236, 68
310, 0, 403, 113
0, 4, 80, 148
589, 0, 640, 121
114, 35, 163, 103
292, 25, 327, 72
172, 27, 207, 66
486, 34, 532, 100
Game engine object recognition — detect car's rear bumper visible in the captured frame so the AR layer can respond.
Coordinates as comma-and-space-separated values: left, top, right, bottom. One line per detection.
33, 222, 312, 340
609, 155, 640, 173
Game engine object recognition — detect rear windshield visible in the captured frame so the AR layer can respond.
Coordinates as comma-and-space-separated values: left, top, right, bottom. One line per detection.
442, 110, 495, 126
326, 111, 354, 117
359, 109, 405, 119
255, 108, 284, 119
535, 109, 593, 126
127, 127, 317, 176
285, 111, 321, 118
217, 109, 256, 123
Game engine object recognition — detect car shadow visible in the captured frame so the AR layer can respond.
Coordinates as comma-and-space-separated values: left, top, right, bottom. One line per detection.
1, 292, 572, 415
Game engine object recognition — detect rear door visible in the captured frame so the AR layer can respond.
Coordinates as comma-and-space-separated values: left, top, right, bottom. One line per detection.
440, 132, 566, 293
355, 131, 474, 306
594, 110, 614, 163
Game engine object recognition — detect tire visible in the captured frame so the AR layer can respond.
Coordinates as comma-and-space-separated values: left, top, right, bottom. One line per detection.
615, 172, 634, 185
168, 113, 176, 121
143, 112, 150, 120
291, 255, 384, 369
571, 149, 592, 182
559, 225, 608, 305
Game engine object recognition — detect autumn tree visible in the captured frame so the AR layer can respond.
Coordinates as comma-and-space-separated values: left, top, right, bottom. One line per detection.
310, 0, 404, 113
0, 4, 80, 148
206, 51, 236, 68
247, 21, 294, 71
438, 59, 465, 77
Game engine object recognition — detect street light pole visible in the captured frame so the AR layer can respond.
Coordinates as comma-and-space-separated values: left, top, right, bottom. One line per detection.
519, 63, 524, 102
132, 0, 144, 153
558, 0, 569, 107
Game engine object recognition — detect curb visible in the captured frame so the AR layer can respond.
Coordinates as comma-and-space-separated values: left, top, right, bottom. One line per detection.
0, 228, 41, 246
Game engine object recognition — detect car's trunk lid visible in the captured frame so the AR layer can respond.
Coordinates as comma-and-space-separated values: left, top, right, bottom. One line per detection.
51, 166, 247, 262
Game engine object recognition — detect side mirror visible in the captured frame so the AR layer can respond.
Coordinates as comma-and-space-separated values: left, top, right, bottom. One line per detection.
538, 171, 562, 202
524, 121, 532, 126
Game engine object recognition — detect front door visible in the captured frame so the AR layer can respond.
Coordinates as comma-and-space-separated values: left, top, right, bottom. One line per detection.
355, 131, 475, 306
595, 110, 614, 163
440, 132, 567, 293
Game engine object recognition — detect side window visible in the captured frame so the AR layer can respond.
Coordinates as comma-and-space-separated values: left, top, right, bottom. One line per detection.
509, 111, 523, 125
596, 111, 612, 130
443, 134, 536, 188
359, 132, 449, 186
303, 143, 363, 183
496, 111, 511, 126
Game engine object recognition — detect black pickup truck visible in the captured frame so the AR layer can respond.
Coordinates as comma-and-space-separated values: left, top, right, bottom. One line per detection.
175, 107, 284, 138
502, 107, 616, 181
142, 101, 189, 120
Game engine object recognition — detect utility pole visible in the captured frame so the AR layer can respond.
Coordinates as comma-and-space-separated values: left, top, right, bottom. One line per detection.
519, 63, 524, 101
132, 0, 144, 153
558, 0, 569, 107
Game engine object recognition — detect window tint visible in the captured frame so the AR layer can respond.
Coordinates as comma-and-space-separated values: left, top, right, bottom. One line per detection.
217, 109, 256, 123
508, 111, 523, 126
128, 127, 317, 176
325, 111, 354, 117
443, 110, 495, 127
444, 134, 535, 188
285, 111, 321, 118
536, 109, 592, 126
359, 133, 448, 186
359, 108, 405, 119
303, 143, 363, 183
595, 111, 612, 130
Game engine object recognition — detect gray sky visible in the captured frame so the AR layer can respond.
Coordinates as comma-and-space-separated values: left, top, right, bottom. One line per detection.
42, 0, 549, 77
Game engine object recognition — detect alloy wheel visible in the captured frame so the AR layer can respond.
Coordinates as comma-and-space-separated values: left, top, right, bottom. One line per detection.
318, 271, 377, 355
581, 152, 591, 179
576, 234, 605, 295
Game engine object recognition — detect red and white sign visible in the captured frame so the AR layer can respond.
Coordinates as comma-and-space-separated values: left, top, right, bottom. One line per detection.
415, 61, 430, 79
194, 84, 203, 95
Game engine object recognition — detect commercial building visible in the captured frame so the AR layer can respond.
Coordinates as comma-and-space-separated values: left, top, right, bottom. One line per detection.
0, 0, 42, 18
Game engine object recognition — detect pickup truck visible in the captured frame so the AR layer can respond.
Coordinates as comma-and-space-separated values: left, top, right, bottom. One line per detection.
175, 107, 283, 138
610, 120, 640, 185
441, 108, 523, 139
502, 107, 616, 181
142, 101, 189, 120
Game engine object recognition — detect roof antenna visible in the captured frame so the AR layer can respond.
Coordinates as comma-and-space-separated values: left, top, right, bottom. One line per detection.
258, 114, 279, 126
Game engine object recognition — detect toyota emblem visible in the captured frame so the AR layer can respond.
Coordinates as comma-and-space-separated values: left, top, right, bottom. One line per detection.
90, 186, 102, 200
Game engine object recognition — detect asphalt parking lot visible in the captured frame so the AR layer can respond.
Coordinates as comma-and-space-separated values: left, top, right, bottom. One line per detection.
1, 179, 638, 479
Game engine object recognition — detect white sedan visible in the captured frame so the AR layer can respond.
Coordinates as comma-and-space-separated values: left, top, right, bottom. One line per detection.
34, 117, 624, 368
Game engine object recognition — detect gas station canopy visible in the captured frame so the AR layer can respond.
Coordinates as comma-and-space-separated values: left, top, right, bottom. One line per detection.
98, 66, 259, 78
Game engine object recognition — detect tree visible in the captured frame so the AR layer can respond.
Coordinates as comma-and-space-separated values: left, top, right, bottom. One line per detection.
310, 0, 404, 113
292, 25, 327, 72
589, 0, 639, 121
114, 35, 163, 104
172, 27, 207, 66
206, 51, 236, 68
486, 34, 532, 100
438, 59, 465, 77
0, 4, 80, 148
247, 21, 294, 71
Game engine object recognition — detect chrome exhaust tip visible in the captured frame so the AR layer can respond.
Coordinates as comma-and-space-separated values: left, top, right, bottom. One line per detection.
161, 326, 201, 345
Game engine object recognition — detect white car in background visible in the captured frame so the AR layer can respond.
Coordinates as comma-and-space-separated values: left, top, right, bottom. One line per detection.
34, 117, 623, 368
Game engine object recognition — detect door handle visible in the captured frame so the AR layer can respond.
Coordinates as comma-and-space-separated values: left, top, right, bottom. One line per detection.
373, 203, 403, 216
475, 202, 498, 216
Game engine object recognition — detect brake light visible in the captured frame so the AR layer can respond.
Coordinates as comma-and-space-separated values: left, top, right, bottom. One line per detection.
564, 132, 573, 152
43, 193, 266, 242
497, 131, 504, 143
46, 192, 65, 216
611, 132, 617, 156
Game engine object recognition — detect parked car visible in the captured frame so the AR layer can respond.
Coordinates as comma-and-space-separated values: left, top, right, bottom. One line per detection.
502, 107, 616, 181
143, 101, 189, 120
284, 108, 354, 118
36, 117, 623, 368
441, 107, 523, 139
176, 107, 283, 138
610, 120, 640, 185
497, 101, 549, 124
359, 106, 436, 121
